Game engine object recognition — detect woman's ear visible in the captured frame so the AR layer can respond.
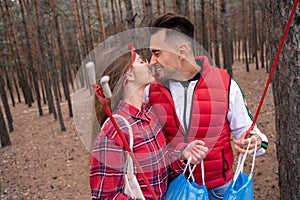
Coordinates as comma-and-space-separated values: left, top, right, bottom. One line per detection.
125, 70, 135, 82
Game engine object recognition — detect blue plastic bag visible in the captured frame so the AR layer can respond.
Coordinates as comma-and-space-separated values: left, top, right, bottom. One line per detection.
223, 172, 254, 200
166, 158, 209, 200
223, 137, 257, 200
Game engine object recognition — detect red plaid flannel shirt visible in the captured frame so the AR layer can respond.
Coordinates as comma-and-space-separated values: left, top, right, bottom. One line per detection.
90, 101, 185, 199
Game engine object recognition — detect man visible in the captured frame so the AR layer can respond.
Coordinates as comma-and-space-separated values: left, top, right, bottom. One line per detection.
147, 13, 268, 200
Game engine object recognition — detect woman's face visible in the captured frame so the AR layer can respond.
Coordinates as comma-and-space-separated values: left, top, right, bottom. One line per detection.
130, 53, 154, 86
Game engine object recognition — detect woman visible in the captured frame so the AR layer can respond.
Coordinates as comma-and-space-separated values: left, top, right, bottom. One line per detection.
90, 45, 207, 199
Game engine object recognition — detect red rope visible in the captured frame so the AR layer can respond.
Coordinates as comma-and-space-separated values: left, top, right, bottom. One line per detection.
244, 0, 299, 139
93, 85, 158, 200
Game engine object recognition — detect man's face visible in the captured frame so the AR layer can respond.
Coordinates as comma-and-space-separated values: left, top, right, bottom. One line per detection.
149, 29, 181, 82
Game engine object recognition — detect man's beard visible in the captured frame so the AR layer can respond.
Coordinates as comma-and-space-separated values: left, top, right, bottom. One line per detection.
150, 63, 177, 82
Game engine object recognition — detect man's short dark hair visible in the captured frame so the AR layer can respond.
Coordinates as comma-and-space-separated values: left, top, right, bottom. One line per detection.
148, 13, 194, 39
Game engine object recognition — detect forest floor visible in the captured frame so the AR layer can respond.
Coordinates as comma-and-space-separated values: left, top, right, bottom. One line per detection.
0, 61, 279, 199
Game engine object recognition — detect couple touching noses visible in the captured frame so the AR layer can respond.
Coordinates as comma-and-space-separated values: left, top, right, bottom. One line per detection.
90, 44, 207, 200
121, 45, 209, 166
90, 13, 268, 200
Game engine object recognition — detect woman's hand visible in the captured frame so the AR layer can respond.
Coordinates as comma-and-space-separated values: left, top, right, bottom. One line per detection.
180, 140, 208, 164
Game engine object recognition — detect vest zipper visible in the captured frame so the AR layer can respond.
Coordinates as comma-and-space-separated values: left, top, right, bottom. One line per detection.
183, 86, 188, 133
182, 82, 196, 143
182, 83, 190, 143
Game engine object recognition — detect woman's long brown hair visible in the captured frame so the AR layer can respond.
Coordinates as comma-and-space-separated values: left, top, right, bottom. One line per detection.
95, 47, 150, 127
95, 52, 132, 126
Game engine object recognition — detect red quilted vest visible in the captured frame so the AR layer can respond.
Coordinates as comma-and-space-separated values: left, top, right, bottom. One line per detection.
149, 56, 233, 189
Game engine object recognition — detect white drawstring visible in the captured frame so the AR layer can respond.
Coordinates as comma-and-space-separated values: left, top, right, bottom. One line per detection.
184, 156, 206, 185
232, 137, 258, 187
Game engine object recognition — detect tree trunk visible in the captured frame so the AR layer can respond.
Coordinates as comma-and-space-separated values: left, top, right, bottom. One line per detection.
201, 0, 208, 51
114, 0, 121, 31
161, 0, 166, 13
176, 0, 183, 15
260, 4, 266, 69
241, 0, 249, 71
4, 0, 33, 106
50, 0, 73, 118
19, 0, 43, 116
47, 9, 66, 131
79, 0, 89, 55
172, 0, 176, 13
12, 73, 21, 103
24, 0, 46, 93
212, 0, 220, 68
228, 0, 234, 64
236, 5, 241, 62
220, 0, 233, 77
142, 0, 152, 26
0, 74, 13, 132
184, 0, 189, 18
208, 16, 213, 57
265, 35, 271, 73
0, 2, 15, 107
110, 0, 117, 34
74, 0, 84, 60
268, 1, 300, 199
117, 0, 125, 31
189, 0, 195, 23
57, 13, 74, 91
33, 0, 56, 115
156, 0, 160, 15
40, 78, 46, 104
251, 0, 259, 70
124, 0, 135, 29
95, 0, 106, 41
238, 39, 241, 61
162, 0, 166, 13
248, 1, 253, 64
86, 0, 94, 48
4, 67, 15, 107
0, 104, 11, 148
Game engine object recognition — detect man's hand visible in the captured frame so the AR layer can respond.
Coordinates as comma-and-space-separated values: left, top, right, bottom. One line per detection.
181, 140, 208, 164
233, 132, 262, 155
